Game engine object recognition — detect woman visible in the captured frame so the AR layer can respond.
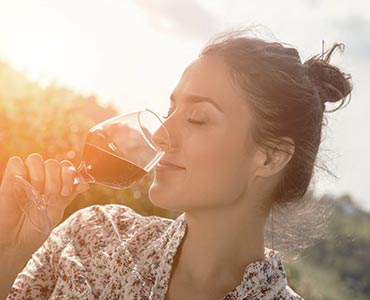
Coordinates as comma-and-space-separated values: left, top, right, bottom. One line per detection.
0, 27, 352, 299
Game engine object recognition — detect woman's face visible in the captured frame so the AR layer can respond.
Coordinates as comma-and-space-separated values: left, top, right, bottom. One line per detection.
149, 55, 261, 213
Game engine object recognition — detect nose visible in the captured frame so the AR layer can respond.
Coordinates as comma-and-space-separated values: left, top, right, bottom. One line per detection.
151, 123, 171, 153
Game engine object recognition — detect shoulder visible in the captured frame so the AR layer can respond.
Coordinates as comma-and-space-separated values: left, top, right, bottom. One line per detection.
55, 204, 175, 248
275, 284, 305, 300
259, 247, 304, 300
7, 205, 175, 299
60, 203, 173, 237
63, 203, 143, 226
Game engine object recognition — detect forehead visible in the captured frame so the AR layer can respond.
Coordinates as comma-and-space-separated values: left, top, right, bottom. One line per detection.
174, 55, 257, 150
172, 56, 248, 114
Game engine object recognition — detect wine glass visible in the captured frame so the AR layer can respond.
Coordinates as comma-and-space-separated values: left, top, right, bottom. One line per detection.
12, 108, 170, 235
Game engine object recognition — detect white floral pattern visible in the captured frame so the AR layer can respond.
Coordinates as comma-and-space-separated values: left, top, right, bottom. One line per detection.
7, 204, 304, 299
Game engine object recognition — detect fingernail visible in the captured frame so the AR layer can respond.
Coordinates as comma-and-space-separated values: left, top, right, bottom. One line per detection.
61, 186, 71, 197
62, 166, 75, 174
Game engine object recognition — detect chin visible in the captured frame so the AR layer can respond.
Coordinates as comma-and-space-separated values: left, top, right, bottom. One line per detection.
148, 181, 172, 209
148, 181, 185, 212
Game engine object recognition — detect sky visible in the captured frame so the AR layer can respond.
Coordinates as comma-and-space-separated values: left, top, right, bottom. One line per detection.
0, 0, 369, 210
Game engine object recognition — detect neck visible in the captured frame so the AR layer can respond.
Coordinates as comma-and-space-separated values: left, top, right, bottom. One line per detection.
175, 201, 268, 287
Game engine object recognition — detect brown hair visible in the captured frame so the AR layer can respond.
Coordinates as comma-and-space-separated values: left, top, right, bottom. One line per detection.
199, 26, 353, 259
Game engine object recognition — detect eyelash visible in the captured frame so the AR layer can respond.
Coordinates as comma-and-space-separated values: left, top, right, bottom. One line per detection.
162, 109, 205, 125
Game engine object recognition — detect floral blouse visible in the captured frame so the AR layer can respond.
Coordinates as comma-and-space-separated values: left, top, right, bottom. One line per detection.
7, 204, 304, 299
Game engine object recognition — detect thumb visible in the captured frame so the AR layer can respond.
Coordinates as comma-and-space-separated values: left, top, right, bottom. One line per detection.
53, 182, 90, 211
47, 182, 90, 227
73, 182, 90, 196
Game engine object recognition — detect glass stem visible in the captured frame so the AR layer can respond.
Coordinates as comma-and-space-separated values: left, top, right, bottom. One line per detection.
12, 176, 52, 236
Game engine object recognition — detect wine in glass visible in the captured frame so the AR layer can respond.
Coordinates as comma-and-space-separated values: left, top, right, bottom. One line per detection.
12, 108, 170, 234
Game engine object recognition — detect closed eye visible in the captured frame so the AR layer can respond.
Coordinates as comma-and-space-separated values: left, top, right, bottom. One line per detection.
162, 105, 207, 126
187, 118, 205, 125
162, 114, 205, 125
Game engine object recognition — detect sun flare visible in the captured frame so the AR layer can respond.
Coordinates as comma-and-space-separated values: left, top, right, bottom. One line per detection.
8, 33, 65, 86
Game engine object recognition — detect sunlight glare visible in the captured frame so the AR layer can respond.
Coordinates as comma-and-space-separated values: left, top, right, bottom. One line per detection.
9, 33, 64, 86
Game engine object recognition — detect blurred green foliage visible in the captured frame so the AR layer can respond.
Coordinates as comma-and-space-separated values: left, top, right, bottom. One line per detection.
0, 61, 368, 299
284, 194, 370, 299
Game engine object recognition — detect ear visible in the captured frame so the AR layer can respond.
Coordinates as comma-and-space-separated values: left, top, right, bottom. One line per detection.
255, 137, 295, 178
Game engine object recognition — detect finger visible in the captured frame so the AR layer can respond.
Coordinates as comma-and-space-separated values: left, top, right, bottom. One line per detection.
60, 160, 76, 197
25, 153, 45, 194
44, 159, 61, 200
2, 156, 28, 181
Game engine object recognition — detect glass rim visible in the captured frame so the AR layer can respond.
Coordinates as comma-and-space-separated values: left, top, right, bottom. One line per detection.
140, 108, 170, 153
88, 107, 170, 152
89, 108, 144, 131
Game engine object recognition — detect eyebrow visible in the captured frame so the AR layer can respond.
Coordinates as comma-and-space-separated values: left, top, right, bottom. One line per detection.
170, 93, 224, 113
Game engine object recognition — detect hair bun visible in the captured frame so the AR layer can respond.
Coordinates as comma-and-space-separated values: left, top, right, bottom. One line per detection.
304, 43, 352, 110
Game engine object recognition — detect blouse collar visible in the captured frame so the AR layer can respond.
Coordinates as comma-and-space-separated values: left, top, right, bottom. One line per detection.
151, 212, 288, 300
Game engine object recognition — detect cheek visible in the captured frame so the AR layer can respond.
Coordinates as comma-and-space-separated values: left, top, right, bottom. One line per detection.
148, 123, 255, 211
192, 126, 245, 173
187, 131, 249, 202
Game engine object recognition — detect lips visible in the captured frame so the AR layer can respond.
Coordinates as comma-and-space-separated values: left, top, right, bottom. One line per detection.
157, 159, 186, 170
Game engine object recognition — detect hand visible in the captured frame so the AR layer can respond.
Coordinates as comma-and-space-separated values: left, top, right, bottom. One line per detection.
0, 153, 90, 256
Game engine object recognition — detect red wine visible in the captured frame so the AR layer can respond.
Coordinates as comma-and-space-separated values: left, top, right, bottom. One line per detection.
81, 143, 148, 189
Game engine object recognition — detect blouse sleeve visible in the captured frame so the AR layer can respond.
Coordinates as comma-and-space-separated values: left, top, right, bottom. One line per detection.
6, 204, 144, 300
6, 208, 85, 300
